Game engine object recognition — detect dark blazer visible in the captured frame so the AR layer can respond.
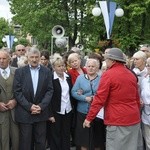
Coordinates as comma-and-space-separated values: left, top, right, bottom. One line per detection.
49, 73, 73, 117
13, 65, 53, 123
11, 57, 18, 67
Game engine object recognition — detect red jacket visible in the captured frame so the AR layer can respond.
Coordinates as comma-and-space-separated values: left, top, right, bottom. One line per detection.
67, 67, 87, 85
86, 63, 141, 126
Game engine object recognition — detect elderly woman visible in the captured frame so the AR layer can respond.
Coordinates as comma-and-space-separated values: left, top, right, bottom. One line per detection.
132, 51, 147, 85
71, 58, 105, 150
67, 52, 86, 85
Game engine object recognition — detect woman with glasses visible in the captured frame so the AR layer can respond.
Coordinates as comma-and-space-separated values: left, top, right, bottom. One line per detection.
141, 57, 150, 150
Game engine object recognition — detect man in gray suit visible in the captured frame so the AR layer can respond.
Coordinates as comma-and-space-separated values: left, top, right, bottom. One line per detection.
13, 47, 53, 150
0, 50, 19, 150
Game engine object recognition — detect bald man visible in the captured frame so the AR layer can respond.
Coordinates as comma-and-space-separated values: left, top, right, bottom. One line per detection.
11, 44, 26, 67
0, 50, 19, 150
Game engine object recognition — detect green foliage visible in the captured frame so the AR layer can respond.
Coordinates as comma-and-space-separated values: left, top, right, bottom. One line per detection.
8, 0, 150, 56
0, 18, 13, 48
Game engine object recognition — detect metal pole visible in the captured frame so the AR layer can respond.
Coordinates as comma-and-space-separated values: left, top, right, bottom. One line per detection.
107, 0, 110, 13
51, 36, 54, 56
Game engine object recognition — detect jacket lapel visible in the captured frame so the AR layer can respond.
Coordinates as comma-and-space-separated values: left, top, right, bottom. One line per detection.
24, 66, 34, 99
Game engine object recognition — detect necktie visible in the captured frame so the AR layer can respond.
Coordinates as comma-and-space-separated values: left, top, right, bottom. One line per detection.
2, 70, 8, 79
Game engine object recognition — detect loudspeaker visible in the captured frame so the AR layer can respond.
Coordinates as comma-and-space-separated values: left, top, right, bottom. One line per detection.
55, 37, 67, 48
77, 44, 84, 50
52, 25, 65, 38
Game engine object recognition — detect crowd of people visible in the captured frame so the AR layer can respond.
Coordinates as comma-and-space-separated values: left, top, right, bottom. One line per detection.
0, 43, 150, 150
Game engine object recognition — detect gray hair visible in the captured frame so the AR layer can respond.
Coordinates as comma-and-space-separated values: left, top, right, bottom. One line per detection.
27, 47, 40, 57
85, 58, 100, 68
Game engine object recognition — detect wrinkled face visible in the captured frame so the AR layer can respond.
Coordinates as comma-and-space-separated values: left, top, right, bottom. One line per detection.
133, 57, 145, 70
105, 58, 114, 69
40, 56, 49, 66
28, 53, 40, 68
16, 45, 26, 57
69, 56, 81, 69
86, 60, 98, 76
53, 62, 65, 76
0, 52, 10, 69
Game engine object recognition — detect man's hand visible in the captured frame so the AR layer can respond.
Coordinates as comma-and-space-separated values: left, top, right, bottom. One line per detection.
49, 117, 55, 123
0, 102, 8, 112
83, 119, 91, 128
31, 104, 41, 114
6, 99, 17, 110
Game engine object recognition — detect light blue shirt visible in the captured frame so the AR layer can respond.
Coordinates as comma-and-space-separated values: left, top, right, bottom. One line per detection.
29, 65, 40, 96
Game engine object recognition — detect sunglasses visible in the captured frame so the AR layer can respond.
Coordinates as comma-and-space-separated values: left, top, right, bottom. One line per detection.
18, 49, 25, 52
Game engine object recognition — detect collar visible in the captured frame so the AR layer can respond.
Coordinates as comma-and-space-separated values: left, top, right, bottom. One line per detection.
0, 66, 10, 72
53, 71, 69, 80
29, 64, 41, 70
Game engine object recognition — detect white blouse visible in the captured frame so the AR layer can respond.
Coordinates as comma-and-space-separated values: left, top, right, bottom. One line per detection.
141, 75, 150, 125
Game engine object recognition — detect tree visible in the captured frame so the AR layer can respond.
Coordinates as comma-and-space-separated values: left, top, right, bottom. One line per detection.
9, 0, 150, 55
0, 18, 13, 48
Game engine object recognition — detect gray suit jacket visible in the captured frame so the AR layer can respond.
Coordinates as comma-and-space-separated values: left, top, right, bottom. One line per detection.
13, 65, 53, 123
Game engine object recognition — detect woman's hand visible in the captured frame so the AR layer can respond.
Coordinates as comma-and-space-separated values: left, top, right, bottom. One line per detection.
85, 96, 93, 103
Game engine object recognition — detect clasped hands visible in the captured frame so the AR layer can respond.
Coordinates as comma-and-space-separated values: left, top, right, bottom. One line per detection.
0, 99, 17, 112
30, 104, 41, 114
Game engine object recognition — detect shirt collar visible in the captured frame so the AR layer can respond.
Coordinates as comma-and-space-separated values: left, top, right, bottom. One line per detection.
53, 71, 69, 80
29, 64, 41, 70
0, 66, 10, 72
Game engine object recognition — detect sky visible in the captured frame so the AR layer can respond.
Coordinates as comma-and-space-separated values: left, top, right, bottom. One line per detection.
0, 0, 13, 21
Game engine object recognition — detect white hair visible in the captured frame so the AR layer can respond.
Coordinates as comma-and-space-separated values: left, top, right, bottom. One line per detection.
133, 51, 147, 60
17, 56, 28, 68
85, 58, 100, 68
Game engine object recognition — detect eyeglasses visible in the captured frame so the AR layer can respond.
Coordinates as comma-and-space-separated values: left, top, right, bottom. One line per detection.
17, 49, 25, 52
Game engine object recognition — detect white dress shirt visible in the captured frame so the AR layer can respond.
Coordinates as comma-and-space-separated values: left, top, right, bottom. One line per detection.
0, 66, 10, 79
53, 72, 72, 115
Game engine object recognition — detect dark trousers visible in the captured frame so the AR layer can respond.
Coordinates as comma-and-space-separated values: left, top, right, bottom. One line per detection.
48, 111, 72, 150
18, 121, 46, 150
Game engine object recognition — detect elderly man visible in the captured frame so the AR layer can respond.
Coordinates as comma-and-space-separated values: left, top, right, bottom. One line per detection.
0, 50, 19, 150
83, 48, 141, 150
11, 44, 26, 67
13, 47, 53, 150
